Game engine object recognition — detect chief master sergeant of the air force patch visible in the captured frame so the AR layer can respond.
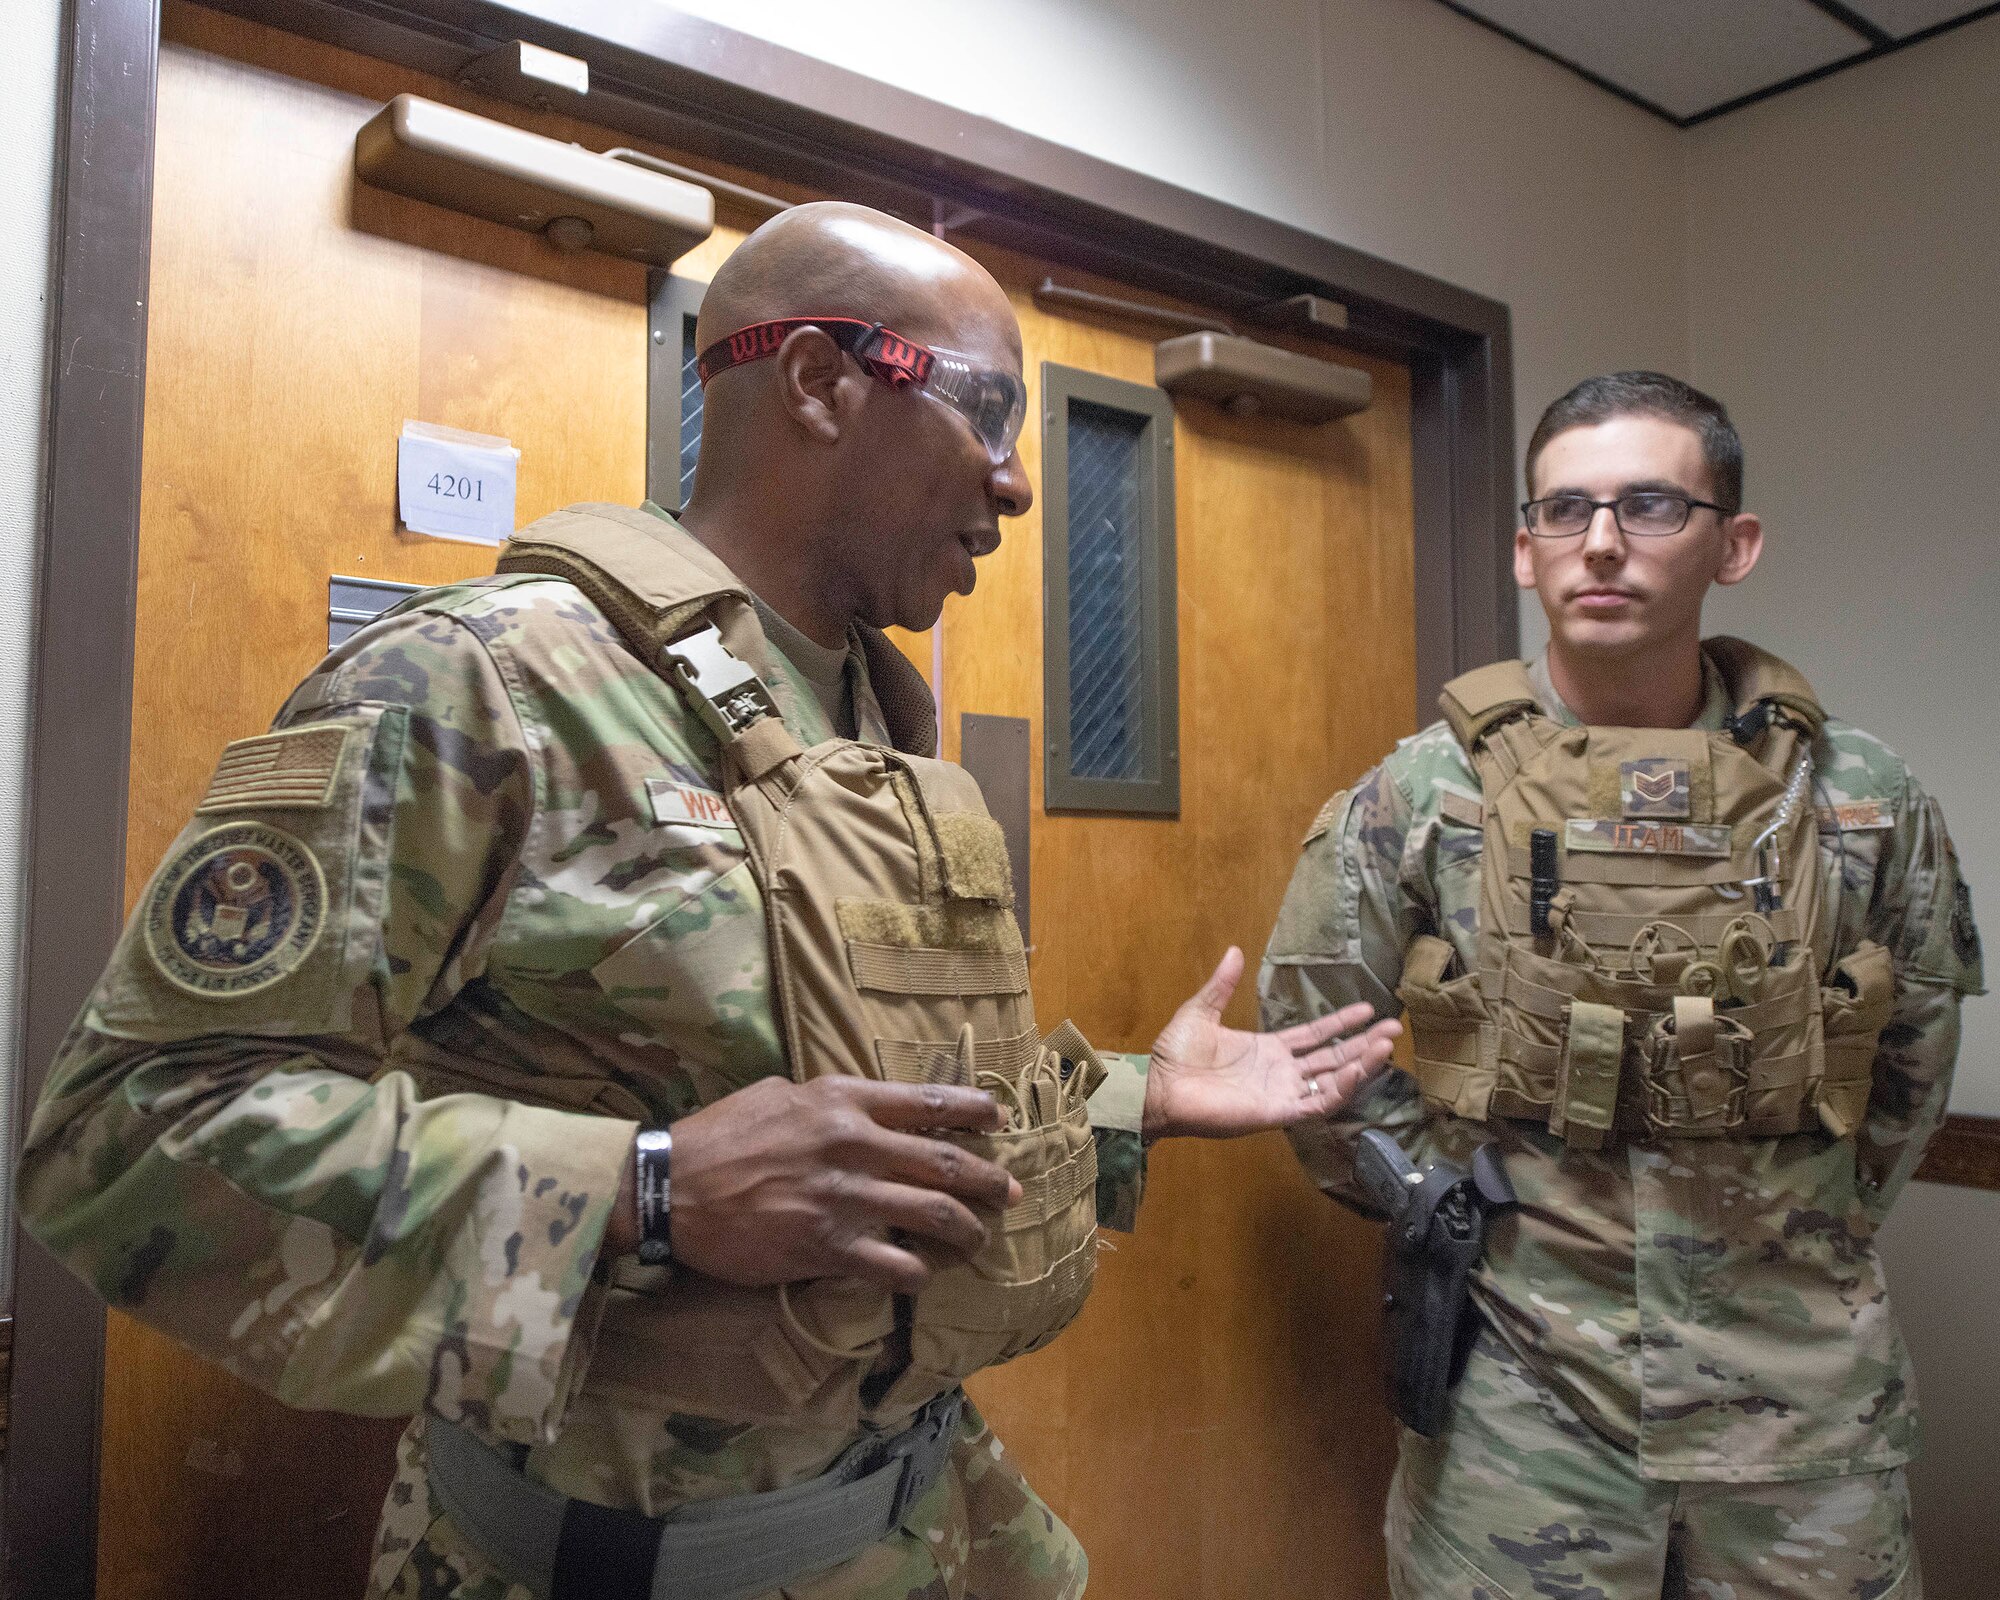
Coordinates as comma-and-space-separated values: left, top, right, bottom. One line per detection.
143, 820, 327, 997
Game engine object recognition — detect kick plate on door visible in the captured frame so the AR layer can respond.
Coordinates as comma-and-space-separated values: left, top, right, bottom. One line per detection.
960, 713, 1033, 946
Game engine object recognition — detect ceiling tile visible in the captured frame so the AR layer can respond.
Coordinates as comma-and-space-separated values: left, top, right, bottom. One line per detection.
1451, 0, 1867, 117
1840, 0, 1990, 37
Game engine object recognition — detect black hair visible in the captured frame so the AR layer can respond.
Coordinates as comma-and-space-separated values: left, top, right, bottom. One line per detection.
1526, 371, 1743, 510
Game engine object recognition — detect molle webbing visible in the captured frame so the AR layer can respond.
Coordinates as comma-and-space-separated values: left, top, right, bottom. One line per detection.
846, 942, 1029, 995
1401, 642, 1882, 1145
494, 504, 1099, 1429
1398, 992, 1835, 1140
874, 1024, 1040, 1086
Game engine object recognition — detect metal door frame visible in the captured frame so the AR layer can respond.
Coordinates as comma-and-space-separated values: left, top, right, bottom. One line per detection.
10, 2, 1520, 1592
7, 1, 158, 1594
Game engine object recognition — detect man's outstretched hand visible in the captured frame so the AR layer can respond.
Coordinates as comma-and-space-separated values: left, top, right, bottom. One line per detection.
1142, 946, 1399, 1142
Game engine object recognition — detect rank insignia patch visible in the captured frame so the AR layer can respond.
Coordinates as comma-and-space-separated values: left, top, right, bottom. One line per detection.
143, 822, 326, 997
1620, 758, 1691, 819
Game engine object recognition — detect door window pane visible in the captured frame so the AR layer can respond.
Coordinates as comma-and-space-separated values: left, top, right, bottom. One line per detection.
1041, 365, 1178, 815
1066, 400, 1148, 782
679, 312, 702, 506
647, 273, 706, 512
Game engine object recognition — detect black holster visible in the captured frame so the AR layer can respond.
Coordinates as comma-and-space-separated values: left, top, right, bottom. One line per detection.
1354, 1130, 1516, 1438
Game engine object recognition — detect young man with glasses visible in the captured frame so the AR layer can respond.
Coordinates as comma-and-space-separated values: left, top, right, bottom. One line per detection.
19, 202, 1401, 1600
1262, 371, 1982, 1597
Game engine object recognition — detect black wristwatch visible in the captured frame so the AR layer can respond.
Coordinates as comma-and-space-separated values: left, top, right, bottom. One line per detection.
633, 1127, 673, 1266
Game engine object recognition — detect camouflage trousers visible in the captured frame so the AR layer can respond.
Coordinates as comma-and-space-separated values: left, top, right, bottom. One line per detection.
1387, 1330, 1920, 1600
368, 1402, 1086, 1600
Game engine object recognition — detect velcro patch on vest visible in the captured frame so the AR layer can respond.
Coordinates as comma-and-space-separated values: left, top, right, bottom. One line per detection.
1566, 818, 1733, 857
196, 726, 349, 813
1816, 799, 1895, 833
1438, 790, 1485, 828
1620, 758, 1691, 820
646, 778, 737, 830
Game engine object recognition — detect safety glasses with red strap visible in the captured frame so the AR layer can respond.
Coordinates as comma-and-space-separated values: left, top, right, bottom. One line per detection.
696, 317, 1027, 466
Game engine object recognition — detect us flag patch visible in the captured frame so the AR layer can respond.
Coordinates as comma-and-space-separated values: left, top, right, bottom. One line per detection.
196, 726, 348, 813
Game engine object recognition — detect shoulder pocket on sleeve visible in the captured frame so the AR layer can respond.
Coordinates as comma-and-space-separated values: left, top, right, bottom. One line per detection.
1904, 798, 1985, 995
1269, 789, 1364, 963
1303, 787, 1352, 846
92, 706, 407, 1040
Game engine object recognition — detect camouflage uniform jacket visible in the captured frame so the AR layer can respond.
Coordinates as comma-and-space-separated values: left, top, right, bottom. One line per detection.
1260, 648, 1983, 1484
19, 519, 1150, 1522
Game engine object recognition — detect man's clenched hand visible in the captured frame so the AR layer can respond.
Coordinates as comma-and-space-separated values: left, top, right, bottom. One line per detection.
613, 1077, 1023, 1294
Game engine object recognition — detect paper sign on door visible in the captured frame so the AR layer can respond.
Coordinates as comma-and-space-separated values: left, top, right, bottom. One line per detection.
397, 420, 519, 545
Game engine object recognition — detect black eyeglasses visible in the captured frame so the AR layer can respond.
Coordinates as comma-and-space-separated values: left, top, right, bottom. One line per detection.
1522, 491, 1733, 539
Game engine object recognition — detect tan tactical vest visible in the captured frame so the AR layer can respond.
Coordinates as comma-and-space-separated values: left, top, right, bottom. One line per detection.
1397, 640, 1893, 1147
495, 505, 1103, 1431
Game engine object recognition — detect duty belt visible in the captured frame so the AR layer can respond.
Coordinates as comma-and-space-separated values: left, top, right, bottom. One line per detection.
424, 1388, 965, 1600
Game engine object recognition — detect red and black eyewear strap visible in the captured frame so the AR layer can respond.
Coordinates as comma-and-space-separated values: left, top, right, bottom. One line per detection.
694, 318, 935, 390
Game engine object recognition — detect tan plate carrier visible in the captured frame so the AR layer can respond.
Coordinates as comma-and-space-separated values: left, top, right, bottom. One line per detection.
1398, 639, 1893, 1148
493, 505, 1104, 1434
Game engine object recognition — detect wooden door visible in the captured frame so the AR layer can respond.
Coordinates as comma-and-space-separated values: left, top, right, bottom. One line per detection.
112, 12, 772, 1593
110, 8, 1413, 1595
948, 249, 1414, 1599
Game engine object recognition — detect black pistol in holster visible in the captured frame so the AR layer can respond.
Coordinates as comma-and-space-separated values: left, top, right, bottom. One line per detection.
1354, 1129, 1516, 1438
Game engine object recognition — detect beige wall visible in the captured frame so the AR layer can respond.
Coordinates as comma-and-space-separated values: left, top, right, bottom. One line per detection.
0, 0, 64, 1297
664, 5, 2000, 1579
1685, 15, 1999, 1114
1877, 1184, 2000, 1596
12, 0, 1992, 1576
679, 0, 1992, 1110
1681, 24, 2000, 1592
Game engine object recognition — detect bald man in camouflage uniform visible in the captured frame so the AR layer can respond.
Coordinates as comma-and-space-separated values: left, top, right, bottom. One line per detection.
1262, 373, 1982, 1598
19, 203, 1398, 1600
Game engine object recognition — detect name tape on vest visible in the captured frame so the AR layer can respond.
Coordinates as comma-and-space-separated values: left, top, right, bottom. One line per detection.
1816, 799, 1895, 833
1566, 818, 1733, 858
647, 779, 738, 830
